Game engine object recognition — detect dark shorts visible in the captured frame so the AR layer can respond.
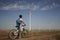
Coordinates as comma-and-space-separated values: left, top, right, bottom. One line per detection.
16, 22, 20, 30
15, 26, 20, 30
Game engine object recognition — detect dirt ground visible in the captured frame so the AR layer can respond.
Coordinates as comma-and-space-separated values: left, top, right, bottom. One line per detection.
0, 30, 60, 40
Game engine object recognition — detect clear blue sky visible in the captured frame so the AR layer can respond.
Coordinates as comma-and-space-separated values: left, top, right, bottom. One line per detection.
0, 0, 60, 30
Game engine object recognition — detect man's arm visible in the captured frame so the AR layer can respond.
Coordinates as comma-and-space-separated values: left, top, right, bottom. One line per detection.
22, 21, 26, 26
20, 18, 26, 26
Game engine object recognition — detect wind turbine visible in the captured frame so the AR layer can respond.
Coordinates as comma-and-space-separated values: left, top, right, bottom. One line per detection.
29, 11, 32, 31
29, 3, 34, 31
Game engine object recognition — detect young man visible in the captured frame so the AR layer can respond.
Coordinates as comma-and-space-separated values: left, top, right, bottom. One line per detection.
16, 15, 26, 30
16, 15, 26, 38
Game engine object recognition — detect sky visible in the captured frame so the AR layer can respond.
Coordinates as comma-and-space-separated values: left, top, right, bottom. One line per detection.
0, 0, 60, 30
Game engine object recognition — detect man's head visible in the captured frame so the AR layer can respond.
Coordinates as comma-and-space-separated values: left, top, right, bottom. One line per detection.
19, 15, 22, 18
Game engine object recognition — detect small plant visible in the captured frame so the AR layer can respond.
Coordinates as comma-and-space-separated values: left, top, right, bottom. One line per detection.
22, 28, 28, 38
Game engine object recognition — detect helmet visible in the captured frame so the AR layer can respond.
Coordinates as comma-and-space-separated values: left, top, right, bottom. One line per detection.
19, 15, 22, 18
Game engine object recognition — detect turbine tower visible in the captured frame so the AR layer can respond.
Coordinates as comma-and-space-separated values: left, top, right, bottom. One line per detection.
29, 3, 34, 31
29, 11, 32, 31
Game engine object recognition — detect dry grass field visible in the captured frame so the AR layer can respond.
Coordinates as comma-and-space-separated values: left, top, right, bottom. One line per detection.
0, 30, 60, 40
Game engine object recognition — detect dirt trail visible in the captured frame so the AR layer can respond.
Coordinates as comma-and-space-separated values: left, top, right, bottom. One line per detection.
0, 30, 60, 40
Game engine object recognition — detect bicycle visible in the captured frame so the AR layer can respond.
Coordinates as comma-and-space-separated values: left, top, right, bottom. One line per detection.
8, 25, 28, 40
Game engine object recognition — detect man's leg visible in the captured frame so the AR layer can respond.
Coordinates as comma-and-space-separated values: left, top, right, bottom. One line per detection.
18, 27, 22, 39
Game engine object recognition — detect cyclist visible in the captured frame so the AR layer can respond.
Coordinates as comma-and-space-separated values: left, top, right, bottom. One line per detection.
16, 15, 26, 38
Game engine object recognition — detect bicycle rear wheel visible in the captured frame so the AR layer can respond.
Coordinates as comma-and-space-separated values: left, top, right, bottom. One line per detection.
8, 29, 18, 40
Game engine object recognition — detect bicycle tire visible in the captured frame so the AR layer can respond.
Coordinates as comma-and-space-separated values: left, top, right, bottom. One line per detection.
8, 29, 18, 40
